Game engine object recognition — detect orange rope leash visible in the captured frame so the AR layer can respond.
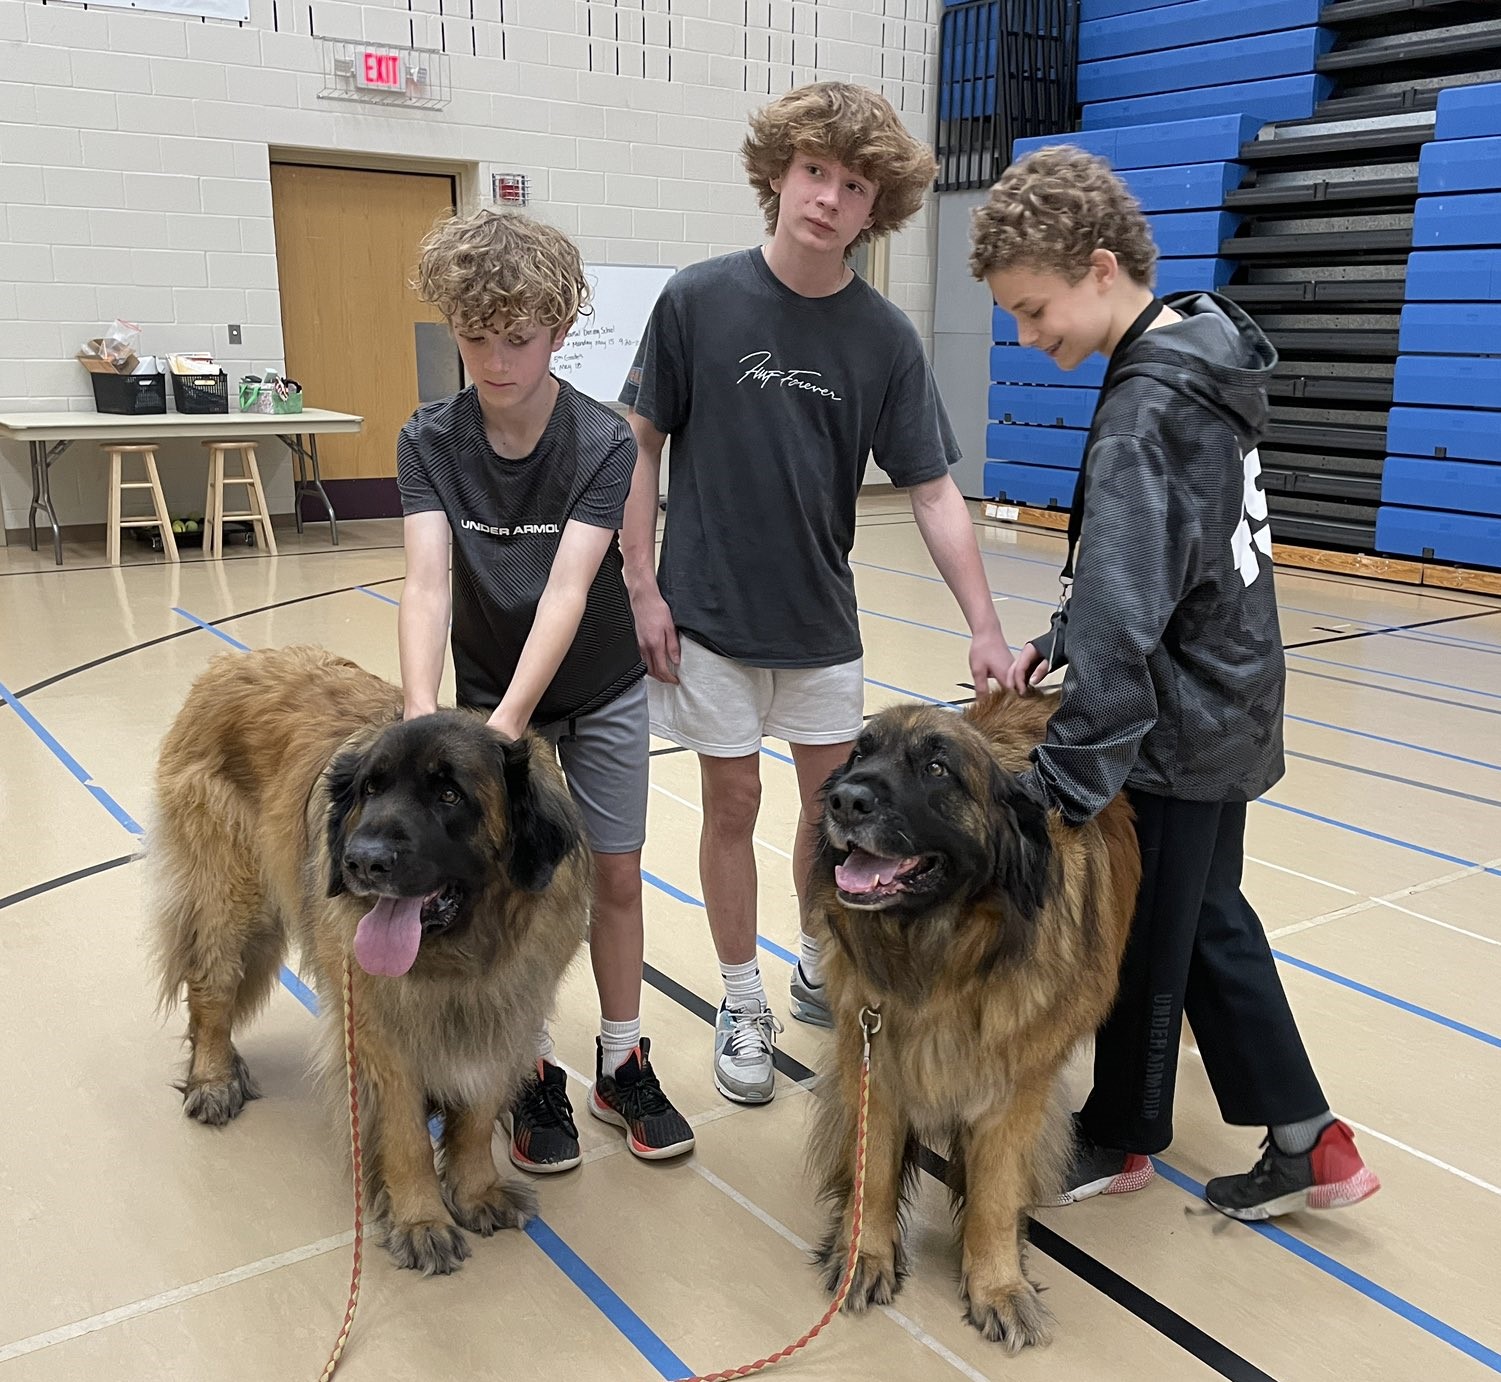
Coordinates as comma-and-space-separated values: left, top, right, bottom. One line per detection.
318, 960, 365, 1381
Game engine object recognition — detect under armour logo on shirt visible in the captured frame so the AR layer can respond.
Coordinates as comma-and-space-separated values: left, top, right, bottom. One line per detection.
1231, 447, 1273, 587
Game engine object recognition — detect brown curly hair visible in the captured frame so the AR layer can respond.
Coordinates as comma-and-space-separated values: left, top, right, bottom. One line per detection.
414, 209, 592, 335
742, 81, 937, 254
968, 146, 1157, 287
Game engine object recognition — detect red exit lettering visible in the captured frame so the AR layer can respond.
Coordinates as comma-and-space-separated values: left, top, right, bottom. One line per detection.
360, 52, 402, 89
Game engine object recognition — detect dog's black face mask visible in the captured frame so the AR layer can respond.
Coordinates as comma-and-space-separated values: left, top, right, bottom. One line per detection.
323, 712, 580, 977
818, 708, 1052, 924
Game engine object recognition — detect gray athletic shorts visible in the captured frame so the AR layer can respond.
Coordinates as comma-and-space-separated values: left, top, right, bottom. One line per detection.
534, 676, 649, 856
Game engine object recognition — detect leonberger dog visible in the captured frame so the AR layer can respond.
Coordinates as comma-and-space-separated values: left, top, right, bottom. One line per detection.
806, 690, 1139, 1351
148, 645, 588, 1276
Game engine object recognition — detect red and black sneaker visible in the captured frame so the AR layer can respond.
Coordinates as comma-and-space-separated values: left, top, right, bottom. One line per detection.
588, 1037, 695, 1162
507, 1060, 582, 1175
1205, 1120, 1380, 1220
1045, 1115, 1156, 1206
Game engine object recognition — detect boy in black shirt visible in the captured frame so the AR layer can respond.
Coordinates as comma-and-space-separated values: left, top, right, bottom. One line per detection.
398, 210, 692, 1170
972, 148, 1379, 1220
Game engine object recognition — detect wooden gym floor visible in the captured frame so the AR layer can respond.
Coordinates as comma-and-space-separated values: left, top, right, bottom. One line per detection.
1, 496, 1498, 1381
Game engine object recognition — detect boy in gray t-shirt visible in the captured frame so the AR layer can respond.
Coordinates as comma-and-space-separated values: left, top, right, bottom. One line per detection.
620, 81, 1017, 1105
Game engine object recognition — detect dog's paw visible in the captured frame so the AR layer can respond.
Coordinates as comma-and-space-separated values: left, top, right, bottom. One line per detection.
813, 1232, 902, 1312
446, 1179, 537, 1237
384, 1219, 472, 1276
178, 1052, 260, 1126
962, 1277, 1054, 1353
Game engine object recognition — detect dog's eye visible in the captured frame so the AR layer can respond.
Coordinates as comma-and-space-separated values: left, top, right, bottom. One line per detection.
925, 760, 947, 778
437, 787, 460, 805
361, 778, 378, 797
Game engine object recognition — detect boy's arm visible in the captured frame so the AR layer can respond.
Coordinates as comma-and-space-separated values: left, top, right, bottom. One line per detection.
1019, 435, 1192, 825
398, 511, 453, 719
621, 412, 680, 684
489, 519, 616, 740
907, 473, 1016, 692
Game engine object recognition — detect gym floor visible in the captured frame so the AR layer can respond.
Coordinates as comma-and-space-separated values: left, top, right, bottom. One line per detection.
2, 496, 1498, 1380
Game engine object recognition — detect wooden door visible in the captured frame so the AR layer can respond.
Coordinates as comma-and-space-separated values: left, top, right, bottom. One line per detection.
270, 164, 456, 517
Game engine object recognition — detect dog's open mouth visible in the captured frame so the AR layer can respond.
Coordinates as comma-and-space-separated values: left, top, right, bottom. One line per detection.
834, 848, 940, 906
353, 884, 464, 978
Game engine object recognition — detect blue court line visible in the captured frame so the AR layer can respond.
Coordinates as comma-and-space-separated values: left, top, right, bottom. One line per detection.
1272, 951, 1501, 1050
640, 869, 796, 968
1149, 1158, 1501, 1374
1285, 713, 1501, 775
863, 676, 957, 707
0, 676, 143, 836
273, 966, 692, 1379
851, 557, 1055, 609
171, 607, 251, 651
1286, 648, 1501, 702
1260, 798, 1501, 879
357, 585, 400, 607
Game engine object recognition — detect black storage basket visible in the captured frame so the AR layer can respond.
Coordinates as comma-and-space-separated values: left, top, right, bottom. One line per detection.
171, 369, 230, 414
90, 371, 167, 415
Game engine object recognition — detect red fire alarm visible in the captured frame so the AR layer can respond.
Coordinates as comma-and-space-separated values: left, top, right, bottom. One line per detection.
492, 173, 529, 206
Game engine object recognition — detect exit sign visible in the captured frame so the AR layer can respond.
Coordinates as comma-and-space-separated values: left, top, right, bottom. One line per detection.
355, 50, 405, 91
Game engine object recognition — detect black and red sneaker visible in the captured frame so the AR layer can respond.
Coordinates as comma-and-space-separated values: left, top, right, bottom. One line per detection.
1045, 1115, 1156, 1206
588, 1037, 695, 1161
1205, 1120, 1380, 1220
507, 1060, 582, 1175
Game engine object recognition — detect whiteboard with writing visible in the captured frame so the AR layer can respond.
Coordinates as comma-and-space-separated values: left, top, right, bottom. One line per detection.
552, 264, 675, 405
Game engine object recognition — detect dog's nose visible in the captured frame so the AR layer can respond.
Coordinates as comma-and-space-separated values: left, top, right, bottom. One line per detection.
829, 781, 877, 818
344, 838, 397, 882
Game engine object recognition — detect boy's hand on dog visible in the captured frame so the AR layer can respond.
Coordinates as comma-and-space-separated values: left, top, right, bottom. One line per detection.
1004, 644, 1051, 696
968, 626, 1016, 697
630, 588, 681, 684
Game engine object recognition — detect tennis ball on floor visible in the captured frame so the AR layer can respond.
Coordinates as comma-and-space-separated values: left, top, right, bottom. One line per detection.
184, 520, 200, 533
172, 520, 185, 534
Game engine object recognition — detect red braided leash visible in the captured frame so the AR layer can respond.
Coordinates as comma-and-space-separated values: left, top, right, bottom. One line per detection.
316, 977, 878, 1382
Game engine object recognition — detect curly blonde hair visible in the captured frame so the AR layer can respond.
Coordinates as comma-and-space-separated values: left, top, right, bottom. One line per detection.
742, 81, 937, 254
968, 146, 1157, 287
414, 209, 592, 335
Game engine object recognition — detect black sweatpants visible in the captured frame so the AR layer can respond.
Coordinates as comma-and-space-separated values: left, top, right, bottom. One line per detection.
1079, 790, 1328, 1156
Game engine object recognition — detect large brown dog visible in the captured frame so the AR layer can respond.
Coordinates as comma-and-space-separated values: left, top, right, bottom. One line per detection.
149, 645, 588, 1275
806, 690, 1138, 1351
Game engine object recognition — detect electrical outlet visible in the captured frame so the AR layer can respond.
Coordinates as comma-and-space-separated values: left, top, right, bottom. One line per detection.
228, 324, 242, 345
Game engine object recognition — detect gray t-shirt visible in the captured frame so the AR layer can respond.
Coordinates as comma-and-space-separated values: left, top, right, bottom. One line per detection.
619, 248, 959, 669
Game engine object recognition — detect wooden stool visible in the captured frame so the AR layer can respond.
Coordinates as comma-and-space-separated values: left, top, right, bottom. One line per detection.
202, 440, 278, 559
101, 443, 178, 566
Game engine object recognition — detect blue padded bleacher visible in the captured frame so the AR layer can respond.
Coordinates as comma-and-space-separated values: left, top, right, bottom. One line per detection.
989, 384, 1099, 429
1394, 355, 1501, 407
1418, 138, 1501, 196
1412, 193, 1501, 248
1080, 0, 1322, 62
1013, 114, 1258, 169
1387, 407, 1501, 465
1078, 28, 1332, 105
1399, 303, 1501, 355
983, 461, 1081, 509
1080, 0, 1195, 19
986, 423, 1088, 470
1382, 458, 1501, 517
1157, 258, 1235, 291
990, 344, 1107, 388
1083, 74, 1331, 130
1404, 250, 1501, 301
1375, 507, 1501, 567
1148, 210, 1241, 257
1434, 80, 1501, 142
1121, 162, 1246, 212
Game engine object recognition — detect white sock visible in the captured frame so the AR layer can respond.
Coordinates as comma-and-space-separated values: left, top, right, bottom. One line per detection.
534, 1023, 556, 1066
798, 931, 825, 987
599, 1016, 641, 1077
720, 957, 767, 1013
1273, 1111, 1335, 1155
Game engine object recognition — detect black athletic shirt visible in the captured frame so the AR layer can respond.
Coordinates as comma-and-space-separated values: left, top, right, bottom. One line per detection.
397, 379, 645, 724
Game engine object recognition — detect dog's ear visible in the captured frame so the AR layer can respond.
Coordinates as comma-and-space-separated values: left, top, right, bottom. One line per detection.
323, 748, 363, 897
496, 736, 581, 894
986, 760, 1054, 926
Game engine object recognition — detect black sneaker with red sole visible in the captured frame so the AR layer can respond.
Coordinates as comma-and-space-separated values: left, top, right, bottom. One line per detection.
507, 1060, 582, 1175
1205, 1119, 1380, 1220
588, 1037, 695, 1161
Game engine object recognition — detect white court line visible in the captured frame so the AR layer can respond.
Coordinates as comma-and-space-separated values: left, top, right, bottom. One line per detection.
650, 782, 793, 859
688, 1162, 993, 1382
1245, 854, 1359, 895
0, 1232, 354, 1363
1181, 1045, 1500, 1200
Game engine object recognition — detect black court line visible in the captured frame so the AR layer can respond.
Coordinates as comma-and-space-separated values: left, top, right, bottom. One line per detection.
1285, 750, 1501, 810
641, 961, 1274, 1382
11, 576, 406, 700
0, 541, 405, 579
1283, 608, 1501, 650
0, 854, 136, 911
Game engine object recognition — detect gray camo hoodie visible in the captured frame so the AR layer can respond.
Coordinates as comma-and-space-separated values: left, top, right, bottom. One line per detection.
1019, 292, 1287, 826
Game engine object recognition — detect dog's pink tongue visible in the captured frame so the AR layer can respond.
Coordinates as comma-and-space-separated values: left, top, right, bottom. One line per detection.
836, 848, 910, 894
353, 895, 424, 977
